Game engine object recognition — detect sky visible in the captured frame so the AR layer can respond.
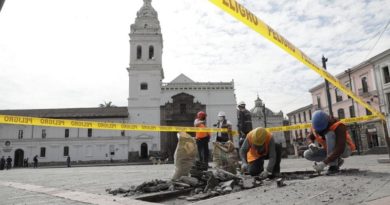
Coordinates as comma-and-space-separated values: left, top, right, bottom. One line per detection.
0, 0, 390, 115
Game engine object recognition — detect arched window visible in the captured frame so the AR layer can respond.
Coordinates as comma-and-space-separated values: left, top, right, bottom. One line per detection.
136, 45, 142, 59
362, 77, 368, 93
149, 46, 154, 59
140, 83, 148, 90
337, 109, 345, 119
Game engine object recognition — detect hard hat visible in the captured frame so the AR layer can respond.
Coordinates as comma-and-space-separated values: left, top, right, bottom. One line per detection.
197, 111, 206, 119
312, 110, 329, 132
218, 111, 226, 117
252, 127, 270, 146
238, 101, 246, 106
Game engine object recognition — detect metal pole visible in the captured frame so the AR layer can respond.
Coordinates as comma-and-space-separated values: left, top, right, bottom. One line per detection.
381, 120, 390, 159
0, 0, 5, 13
323, 55, 333, 116
263, 104, 267, 128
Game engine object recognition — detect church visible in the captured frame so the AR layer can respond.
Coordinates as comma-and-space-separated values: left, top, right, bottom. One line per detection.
0, 0, 237, 166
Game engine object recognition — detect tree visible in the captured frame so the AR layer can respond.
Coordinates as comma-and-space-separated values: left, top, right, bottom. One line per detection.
99, 101, 116, 108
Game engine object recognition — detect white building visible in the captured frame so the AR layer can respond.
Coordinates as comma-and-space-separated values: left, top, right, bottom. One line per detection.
0, 0, 237, 166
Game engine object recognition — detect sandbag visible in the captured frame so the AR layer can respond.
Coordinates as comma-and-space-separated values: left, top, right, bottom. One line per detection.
213, 141, 238, 174
172, 132, 197, 180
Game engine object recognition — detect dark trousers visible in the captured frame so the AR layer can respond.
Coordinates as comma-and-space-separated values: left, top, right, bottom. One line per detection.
34, 162, 38, 168
248, 143, 282, 176
196, 137, 210, 165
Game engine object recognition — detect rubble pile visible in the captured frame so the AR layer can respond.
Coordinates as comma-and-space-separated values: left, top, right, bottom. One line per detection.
106, 161, 265, 202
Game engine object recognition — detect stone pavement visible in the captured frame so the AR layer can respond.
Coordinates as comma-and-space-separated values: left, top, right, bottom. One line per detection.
0, 155, 389, 205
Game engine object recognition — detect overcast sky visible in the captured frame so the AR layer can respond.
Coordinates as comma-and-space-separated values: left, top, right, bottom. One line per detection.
1, 0, 389, 115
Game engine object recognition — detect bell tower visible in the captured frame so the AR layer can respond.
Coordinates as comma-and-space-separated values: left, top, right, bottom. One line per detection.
127, 0, 164, 154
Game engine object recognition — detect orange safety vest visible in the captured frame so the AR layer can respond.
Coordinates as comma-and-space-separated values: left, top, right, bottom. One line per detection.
195, 123, 210, 140
314, 121, 356, 151
246, 130, 272, 163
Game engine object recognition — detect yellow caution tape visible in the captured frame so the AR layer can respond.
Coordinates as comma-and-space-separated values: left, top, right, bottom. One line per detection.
0, 114, 379, 135
209, 0, 385, 121
0, 114, 224, 133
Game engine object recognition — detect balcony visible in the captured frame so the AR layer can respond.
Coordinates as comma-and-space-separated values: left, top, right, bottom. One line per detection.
358, 89, 378, 98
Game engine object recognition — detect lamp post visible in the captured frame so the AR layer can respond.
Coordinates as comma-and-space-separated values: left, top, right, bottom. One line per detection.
323, 55, 333, 117
262, 103, 267, 128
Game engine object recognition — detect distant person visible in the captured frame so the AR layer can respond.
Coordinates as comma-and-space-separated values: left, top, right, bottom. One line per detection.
6, 156, 12, 170
194, 111, 211, 168
304, 111, 356, 175
33, 155, 38, 168
237, 101, 253, 147
25, 158, 29, 167
0, 156, 5, 170
67, 156, 71, 167
215, 111, 233, 143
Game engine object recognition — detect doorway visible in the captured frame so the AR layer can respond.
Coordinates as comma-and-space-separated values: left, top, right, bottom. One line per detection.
140, 143, 148, 159
14, 149, 24, 167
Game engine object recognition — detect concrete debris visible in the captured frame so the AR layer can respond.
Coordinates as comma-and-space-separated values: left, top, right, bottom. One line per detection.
179, 176, 199, 187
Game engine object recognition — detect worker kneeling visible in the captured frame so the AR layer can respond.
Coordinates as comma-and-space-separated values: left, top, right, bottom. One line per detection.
240, 127, 282, 178
304, 110, 356, 175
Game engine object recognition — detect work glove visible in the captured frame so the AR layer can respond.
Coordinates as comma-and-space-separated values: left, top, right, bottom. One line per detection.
241, 163, 248, 172
308, 143, 319, 152
313, 162, 326, 172
259, 170, 271, 179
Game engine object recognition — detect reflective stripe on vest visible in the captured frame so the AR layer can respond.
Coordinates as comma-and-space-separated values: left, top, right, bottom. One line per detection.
246, 130, 272, 163
195, 123, 209, 140
314, 121, 356, 151
329, 121, 356, 151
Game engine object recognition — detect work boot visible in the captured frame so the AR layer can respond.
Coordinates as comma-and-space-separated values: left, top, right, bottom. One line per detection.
326, 166, 340, 175
337, 158, 344, 168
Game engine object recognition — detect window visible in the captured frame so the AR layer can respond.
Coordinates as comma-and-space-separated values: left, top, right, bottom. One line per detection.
41, 129, 46, 139
309, 109, 312, 120
349, 106, 355, 118
335, 88, 343, 102
136, 45, 142, 59
293, 115, 296, 124
40, 147, 46, 157
63, 146, 69, 157
361, 77, 368, 93
180, 104, 186, 114
387, 93, 390, 112
366, 101, 372, 115
345, 82, 351, 99
109, 145, 115, 155
65, 129, 69, 138
88, 129, 92, 137
383, 66, 390, 84
140, 83, 148, 90
317, 96, 321, 108
18, 130, 23, 139
298, 113, 301, 123
338, 109, 345, 119
121, 130, 125, 136
149, 46, 154, 59
303, 111, 307, 122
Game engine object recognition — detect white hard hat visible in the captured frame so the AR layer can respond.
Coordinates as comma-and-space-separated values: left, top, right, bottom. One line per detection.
238, 101, 246, 106
218, 111, 226, 117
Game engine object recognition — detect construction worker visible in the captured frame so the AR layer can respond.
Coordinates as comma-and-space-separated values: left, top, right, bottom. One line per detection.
194, 111, 211, 168
240, 127, 282, 178
304, 110, 356, 175
237, 101, 253, 147
215, 111, 233, 143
